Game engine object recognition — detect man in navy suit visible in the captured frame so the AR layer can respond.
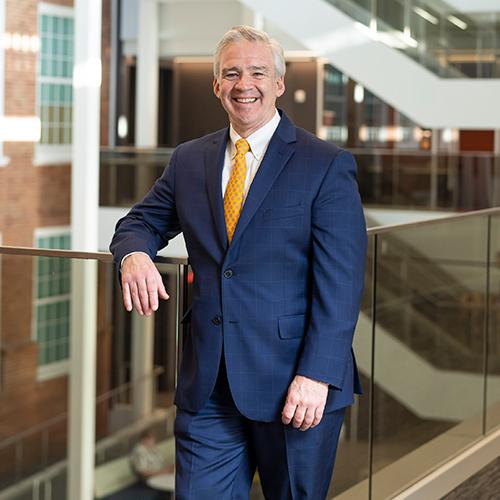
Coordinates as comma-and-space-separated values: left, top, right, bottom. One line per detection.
111, 25, 366, 499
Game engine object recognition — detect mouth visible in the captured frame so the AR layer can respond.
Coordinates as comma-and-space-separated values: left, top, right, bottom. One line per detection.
233, 97, 258, 104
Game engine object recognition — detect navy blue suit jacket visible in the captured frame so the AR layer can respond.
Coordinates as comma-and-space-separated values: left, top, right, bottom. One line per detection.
110, 111, 367, 422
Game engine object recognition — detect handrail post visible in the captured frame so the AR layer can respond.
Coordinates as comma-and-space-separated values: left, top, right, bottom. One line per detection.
481, 215, 492, 435
175, 263, 190, 387
175, 265, 183, 387
33, 477, 40, 500
131, 312, 154, 420
368, 233, 378, 500
42, 428, 49, 467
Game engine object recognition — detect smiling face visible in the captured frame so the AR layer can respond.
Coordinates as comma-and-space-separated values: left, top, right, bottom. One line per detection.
213, 40, 285, 137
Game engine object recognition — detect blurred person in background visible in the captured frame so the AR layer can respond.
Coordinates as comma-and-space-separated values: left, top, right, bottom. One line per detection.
130, 429, 174, 480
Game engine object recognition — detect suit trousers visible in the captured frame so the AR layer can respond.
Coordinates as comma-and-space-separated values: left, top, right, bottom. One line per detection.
174, 357, 346, 499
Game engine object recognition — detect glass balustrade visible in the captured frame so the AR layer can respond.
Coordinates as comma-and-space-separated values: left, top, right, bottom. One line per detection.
327, 233, 374, 499
99, 147, 174, 207
486, 213, 500, 433
326, 0, 500, 78
0, 250, 188, 498
100, 148, 500, 212
371, 215, 489, 499
355, 150, 500, 211
1, 208, 500, 499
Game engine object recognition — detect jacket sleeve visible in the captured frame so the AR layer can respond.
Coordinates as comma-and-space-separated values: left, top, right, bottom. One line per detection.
109, 147, 182, 266
296, 150, 367, 389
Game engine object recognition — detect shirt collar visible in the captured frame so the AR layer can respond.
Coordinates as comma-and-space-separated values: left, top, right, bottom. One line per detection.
229, 110, 281, 161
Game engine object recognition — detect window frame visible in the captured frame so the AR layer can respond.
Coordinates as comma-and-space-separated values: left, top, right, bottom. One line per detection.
35, 2, 74, 167
33, 226, 71, 381
0, 0, 9, 167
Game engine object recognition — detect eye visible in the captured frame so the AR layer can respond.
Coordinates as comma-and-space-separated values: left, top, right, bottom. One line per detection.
224, 72, 238, 80
253, 72, 265, 78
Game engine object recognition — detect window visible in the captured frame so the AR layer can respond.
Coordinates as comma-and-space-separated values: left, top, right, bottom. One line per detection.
36, 3, 74, 165
34, 229, 71, 380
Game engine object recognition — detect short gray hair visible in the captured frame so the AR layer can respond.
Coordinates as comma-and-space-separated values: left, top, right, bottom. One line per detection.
213, 25, 286, 79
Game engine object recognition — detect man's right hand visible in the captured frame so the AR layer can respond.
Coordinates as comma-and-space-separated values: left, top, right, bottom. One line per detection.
121, 253, 169, 315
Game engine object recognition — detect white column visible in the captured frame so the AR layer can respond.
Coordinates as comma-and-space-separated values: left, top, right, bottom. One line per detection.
68, 0, 101, 499
131, 0, 158, 420
494, 130, 500, 205
135, 0, 159, 148
132, 313, 154, 420
108, 0, 120, 147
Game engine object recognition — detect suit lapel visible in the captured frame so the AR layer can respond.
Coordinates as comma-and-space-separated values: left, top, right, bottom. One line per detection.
205, 129, 229, 250
230, 113, 297, 247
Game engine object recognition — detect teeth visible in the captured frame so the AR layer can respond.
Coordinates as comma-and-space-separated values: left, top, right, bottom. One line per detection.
235, 98, 257, 103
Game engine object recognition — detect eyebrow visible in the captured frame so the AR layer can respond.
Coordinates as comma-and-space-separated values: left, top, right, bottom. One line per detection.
248, 65, 269, 73
221, 65, 270, 76
221, 67, 240, 76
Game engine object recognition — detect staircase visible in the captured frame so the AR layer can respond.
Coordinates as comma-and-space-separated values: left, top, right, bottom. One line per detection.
239, 0, 500, 128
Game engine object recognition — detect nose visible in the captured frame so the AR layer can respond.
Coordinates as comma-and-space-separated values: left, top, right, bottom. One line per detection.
234, 72, 252, 91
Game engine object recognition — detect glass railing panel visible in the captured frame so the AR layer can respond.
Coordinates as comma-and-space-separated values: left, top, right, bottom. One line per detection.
371, 215, 488, 498
486, 214, 500, 433
355, 150, 499, 211
328, 0, 372, 27
0, 250, 186, 496
99, 147, 173, 207
327, 233, 374, 500
0, 252, 71, 491
100, 148, 500, 212
0, 446, 16, 489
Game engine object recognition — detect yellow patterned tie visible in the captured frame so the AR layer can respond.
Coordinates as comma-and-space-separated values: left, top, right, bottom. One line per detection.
224, 138, 250, 242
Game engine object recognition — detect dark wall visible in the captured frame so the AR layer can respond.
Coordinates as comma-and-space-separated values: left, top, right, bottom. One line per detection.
278, 60, 318, 135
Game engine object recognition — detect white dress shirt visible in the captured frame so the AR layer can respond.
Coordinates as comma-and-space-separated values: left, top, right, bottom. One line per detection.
222, 110, 281, 199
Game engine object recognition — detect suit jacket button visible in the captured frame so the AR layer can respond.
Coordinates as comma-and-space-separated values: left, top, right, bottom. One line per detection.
212, 316, 222, 326
223, 269, 233, 279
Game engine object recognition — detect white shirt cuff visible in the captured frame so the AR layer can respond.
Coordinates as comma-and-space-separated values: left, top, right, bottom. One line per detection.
120, 251, 149, 269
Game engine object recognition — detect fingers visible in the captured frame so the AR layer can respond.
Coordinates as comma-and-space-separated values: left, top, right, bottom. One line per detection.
311, 406, 324, 429
292, 405, 306, 429
138, 278, 152, 314
146, 276, 158, 312
299, 407, 316, 431
122, 282, 133, 312
282, 403, 324, 431
129, 281, 144, 316
281, 399, 296, 425
157, 275, 170, 301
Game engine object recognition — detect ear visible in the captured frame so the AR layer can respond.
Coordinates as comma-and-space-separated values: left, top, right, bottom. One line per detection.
276, 76, 285, 98
213, 78, 221, 98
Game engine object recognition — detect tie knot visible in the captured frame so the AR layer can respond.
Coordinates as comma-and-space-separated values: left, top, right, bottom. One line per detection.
235, 138, 250, 155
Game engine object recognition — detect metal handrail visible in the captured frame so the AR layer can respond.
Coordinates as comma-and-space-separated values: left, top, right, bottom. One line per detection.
366, 206, 500, 235
99, 145, 500, 159
0, 246, 188, 265
350, 148, 499, 159
100, 146, 175, 154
